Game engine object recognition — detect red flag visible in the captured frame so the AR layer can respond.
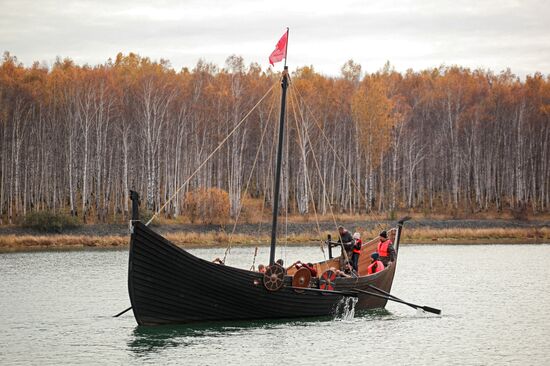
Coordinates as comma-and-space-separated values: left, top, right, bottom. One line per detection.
269, 30, 288, 66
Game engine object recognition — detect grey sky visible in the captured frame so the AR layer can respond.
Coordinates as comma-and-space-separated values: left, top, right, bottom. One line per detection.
1, 0, 549, 76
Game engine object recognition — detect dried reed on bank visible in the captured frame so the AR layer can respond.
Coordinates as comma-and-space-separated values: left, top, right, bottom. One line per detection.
1, 227, 548, 252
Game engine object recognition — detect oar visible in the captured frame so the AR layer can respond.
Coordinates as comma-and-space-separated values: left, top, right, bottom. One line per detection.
365, 283, 409, 301
364, 283, 441, 314
351, 288, 441, 315
113, 306, 133, 318
289, 286, 358, 297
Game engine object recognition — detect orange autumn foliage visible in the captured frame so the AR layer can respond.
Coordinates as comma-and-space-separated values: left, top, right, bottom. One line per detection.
184, 188, 230, 225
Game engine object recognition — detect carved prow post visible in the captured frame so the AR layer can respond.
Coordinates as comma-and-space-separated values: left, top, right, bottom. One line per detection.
130, 191, 140, 221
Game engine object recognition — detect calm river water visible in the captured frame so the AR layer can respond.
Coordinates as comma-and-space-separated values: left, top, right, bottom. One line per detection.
1, 243, 549, 365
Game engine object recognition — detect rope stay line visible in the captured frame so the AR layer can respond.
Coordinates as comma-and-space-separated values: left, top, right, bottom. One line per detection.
288, 86, 326, 259
145, 82, 277, 226
283, 82, 291, 266
247, 121, 276, 268
250, 246, 259, 271
229, 92, 276, 236
289, 84, 350, 263
291, 84, 369, 210
243, 101, 279, 269
291, 83, 389, 234
221, 91, 276, 263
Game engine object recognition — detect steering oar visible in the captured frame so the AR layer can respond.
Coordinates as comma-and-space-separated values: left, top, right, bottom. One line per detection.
351, 288, 441, 315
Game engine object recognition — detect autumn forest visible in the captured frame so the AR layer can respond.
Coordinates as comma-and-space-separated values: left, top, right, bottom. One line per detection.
0, 52, 549, 225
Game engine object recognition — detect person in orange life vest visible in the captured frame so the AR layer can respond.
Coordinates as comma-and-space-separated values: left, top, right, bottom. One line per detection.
377, 230, 396, 266
367, 252, 385, 275
350, 232, 362, 272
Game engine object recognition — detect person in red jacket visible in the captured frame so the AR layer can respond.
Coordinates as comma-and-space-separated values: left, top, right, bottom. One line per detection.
367, 252, 385, 275
377, 230, 396, 266
303, 262, 318, 277
350, 232, 362, 272
290, 261, 317, 277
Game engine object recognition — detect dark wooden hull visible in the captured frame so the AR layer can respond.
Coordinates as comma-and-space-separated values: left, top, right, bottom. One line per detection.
128, 222, 397, 326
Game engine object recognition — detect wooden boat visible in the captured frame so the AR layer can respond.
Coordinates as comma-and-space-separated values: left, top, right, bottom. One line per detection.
126, 32, 410, 325
128, 218, 406, 326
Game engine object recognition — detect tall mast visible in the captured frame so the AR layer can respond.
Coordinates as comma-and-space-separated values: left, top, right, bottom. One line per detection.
269, 28, 289, 266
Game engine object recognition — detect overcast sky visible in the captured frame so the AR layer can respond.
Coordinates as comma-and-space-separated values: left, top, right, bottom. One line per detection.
1, 0, 549, 77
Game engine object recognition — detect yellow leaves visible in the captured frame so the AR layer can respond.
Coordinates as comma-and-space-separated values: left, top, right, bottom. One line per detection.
351, 76, 396, 168
292, 66, 338, 114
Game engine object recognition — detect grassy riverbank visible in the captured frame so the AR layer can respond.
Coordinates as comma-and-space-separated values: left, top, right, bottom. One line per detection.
0, 224, 548, 252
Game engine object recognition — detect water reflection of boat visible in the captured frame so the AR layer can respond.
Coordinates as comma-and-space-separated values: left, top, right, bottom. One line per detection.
128, 317, 321, 354
128, 311, 390, 353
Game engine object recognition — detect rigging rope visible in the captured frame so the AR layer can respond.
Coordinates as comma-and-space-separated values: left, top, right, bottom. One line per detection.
222, 92, 276, 263
146, 82, 277, 226
250, 246, 259, 271
283, 91, 290, 266
289, 84, 350, 263
229, 93, 276, 236
288, 86, 326, 260
292, 85, 370, 210
291, 83, 387, 235
247, 129, 275, 268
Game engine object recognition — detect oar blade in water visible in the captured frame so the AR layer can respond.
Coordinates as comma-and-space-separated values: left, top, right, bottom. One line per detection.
421, 306, 441, 315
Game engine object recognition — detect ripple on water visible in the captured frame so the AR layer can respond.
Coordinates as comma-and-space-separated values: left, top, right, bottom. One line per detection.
1, 245, 549, 365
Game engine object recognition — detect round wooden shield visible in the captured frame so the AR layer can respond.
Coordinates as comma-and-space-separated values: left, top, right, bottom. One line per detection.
292, 267, 311, 288
263, 264, 285, 291
319, 270, 336, 291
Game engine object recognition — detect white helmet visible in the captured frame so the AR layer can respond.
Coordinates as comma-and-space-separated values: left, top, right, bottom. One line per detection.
353, 232, 361, 239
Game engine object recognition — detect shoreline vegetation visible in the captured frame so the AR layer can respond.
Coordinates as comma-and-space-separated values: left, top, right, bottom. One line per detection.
1, 53, 549, 234
1, 218, 548, 253
1, 55, 549, 255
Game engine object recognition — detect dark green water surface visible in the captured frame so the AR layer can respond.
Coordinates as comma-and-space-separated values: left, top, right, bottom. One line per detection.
1, 244, 549, 365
